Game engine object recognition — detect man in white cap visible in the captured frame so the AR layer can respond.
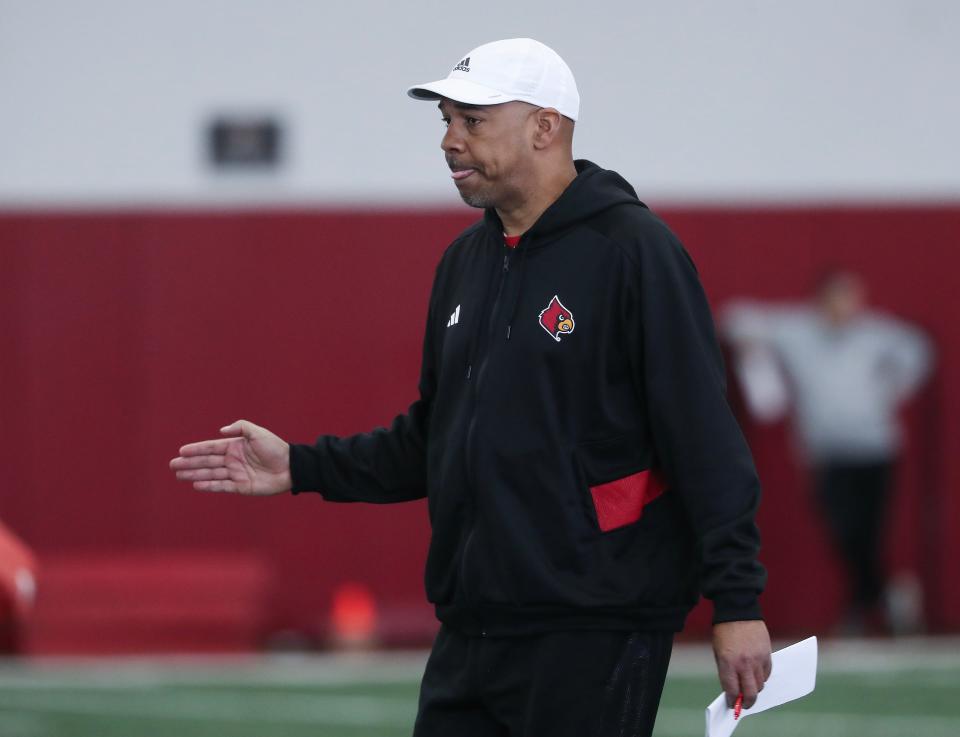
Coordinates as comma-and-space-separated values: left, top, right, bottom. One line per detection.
171, 38, 771, 737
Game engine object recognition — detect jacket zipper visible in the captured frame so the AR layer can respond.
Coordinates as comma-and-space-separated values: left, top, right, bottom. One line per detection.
460, 243, 512, 634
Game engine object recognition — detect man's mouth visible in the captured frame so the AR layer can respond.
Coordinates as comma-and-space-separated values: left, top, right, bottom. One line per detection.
450, 168, 476, 181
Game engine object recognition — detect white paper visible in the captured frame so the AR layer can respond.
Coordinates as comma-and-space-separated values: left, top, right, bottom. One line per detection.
705, 636, 817, 737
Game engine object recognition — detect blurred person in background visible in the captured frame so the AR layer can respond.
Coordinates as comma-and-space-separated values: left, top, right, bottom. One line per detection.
0, 520, 38, 654
720, 269, 935, 636
172, 38, 771, 737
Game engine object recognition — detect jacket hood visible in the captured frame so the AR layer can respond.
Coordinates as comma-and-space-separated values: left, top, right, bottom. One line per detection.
483, 159, 647, 245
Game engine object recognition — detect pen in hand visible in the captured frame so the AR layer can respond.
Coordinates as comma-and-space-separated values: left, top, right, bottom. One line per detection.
734, 693, 743, 720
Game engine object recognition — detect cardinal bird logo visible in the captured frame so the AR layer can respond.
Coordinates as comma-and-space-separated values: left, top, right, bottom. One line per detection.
538, 295, 575, 342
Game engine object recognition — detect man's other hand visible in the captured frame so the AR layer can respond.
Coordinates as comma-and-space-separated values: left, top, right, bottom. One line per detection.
169, 420, 292, 495
712, 619, 772, 710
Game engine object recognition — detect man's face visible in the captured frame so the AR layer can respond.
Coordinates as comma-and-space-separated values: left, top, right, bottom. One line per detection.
818, 275, 867, 324
438, 99, 539, 209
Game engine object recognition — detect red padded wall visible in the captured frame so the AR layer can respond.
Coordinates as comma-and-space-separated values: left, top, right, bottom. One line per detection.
1, 205, 957, 649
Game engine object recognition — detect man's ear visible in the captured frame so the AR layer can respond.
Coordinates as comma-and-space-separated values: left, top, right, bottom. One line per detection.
531, 107, 564, 150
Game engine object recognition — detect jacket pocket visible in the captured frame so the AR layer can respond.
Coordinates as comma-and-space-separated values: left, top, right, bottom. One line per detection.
588, 468, 667, 532
574, 434, 667, 533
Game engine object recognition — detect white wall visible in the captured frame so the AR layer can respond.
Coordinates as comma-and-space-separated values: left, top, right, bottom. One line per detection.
1, 0, 958, 207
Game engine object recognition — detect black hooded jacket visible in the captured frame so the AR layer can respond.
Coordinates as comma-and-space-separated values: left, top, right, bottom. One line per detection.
290, 159, 767, 635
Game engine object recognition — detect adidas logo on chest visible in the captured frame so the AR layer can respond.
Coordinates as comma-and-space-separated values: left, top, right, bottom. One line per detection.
446, 304, 461, 327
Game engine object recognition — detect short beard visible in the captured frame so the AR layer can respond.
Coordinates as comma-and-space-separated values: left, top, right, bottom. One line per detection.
459, 189, 497, 209
454, 172, 522, 210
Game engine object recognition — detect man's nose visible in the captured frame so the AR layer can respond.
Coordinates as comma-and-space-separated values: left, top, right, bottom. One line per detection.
441, 124, 464, 154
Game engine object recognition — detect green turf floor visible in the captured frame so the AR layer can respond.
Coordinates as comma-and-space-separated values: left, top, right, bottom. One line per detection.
0, 640, 957, 737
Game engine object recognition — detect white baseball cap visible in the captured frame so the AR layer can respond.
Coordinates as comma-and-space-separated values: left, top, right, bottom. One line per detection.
407, 38, 580, 121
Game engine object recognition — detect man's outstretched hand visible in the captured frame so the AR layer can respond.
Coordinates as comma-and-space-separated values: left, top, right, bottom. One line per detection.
169, 420, 292, 495
713, 619, 772, 710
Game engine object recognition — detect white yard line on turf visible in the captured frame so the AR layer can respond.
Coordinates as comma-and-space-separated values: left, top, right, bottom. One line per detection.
0, 690, 414, 727
0, 652, 430, 688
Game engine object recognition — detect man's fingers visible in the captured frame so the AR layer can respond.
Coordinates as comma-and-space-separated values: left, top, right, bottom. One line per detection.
177, 438, 237, 457
753, 652, 772, 701
717, 654, 764, 709
755, 661, 768, 694
220, 420, 256, 437
717, 661, 740, 708
738, 668, 760, 709
193, 479, 241, 493
170, 454, 229, 471
176, 467, 230, 481
173, 422, 254, 462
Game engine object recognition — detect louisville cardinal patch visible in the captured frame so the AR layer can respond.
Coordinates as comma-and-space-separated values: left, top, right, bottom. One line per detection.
539, 295, 575, 342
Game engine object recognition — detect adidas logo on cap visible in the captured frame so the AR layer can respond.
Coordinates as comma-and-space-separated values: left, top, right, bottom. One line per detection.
453, 57, 470, 73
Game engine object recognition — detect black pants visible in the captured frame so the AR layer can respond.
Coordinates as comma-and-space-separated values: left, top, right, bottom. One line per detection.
413, 624, 673, 737
812, 457, 897, 609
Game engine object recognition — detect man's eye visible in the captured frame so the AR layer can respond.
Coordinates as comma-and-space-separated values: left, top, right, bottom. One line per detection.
466, 117, 481, 127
